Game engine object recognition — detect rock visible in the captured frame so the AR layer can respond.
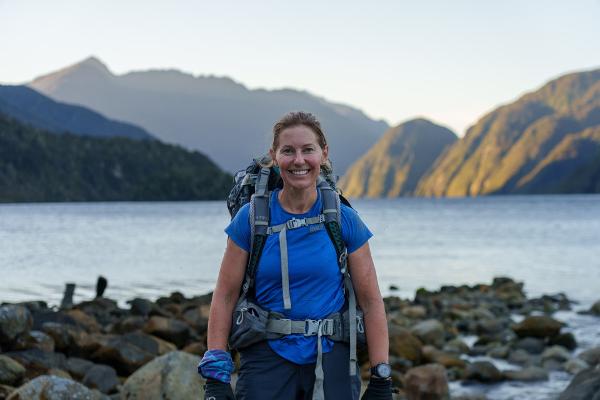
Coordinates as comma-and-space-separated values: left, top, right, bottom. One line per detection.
128, 298, 154, 317
112, 316, 146, 334
5, 349, 67, 378
410, 319, 445, 348
513, 337, 546, 354
512, 316, 563, 338
558, 366, 600, 400
121, 331, 177, 356
143, 317, 191, 348
0, 305, 33, 343
0, 384, 15, 398
7, 375, 109, 400
182, 342, 207, 356
422, 345, 466, 369
487, 345, 509, 359
578, 347, 600, 367
388, 326, 423, 364
404, 363, 449, 400
565, 358, 589, 375
47, 368, 72, 379
182, 307, 209, 332
66, 357, 96, 380
549, 332, 577, 351
0, 355, 25, 386
91, 336, 155, 375
476, 319, 506, 336
82, 364, 119, 394
508, 349, 538, 366
541, 345, 571, 363
442, 338, 469, 355
465, 361, 503, 383
65, 309, 101, 333
74, 298, 121, 326
590, 300, 600, 316
13, 330, 55, 352
121, 351, 203, 399
401, 306, 427, 319
41, 322, 92, 353
503, 366, 548, 381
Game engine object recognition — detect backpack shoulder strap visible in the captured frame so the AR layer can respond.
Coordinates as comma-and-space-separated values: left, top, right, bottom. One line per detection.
241, 167, 271, 296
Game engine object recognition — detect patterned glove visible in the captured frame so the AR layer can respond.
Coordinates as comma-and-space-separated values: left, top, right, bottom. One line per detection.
361, 376, 393, 400
204, 378, 235, 400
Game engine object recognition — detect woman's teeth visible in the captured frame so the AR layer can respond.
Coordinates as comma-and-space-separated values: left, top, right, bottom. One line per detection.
289, 169, 309, 175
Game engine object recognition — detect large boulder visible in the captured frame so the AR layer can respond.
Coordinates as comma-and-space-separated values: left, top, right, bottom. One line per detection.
404, 363, 449, 400
91, 336, 155, 375
121, 351, 203, 399
0, 355, 25, 386
7, 375, 109, 399
410, 319, 445, 348
558, 366, 600, 400
13, 330, 55, 352
0, 305, 33, 343
512, 316, 563, 338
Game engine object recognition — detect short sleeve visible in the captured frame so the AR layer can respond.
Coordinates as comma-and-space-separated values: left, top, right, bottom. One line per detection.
340, 204, 373, 254
224, 203, 251, 252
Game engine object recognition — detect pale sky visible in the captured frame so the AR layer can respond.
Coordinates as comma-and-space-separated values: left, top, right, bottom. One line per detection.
1, 0, 599, 135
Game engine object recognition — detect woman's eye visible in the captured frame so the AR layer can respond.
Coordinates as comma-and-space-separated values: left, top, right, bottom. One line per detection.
303, 147, 315, 153
281, 148, 293, 155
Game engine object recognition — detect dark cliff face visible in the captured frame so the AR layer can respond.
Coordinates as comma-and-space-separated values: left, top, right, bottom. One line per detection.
29, 57, 388, 174
415, 68, 600, 197
339, 118, 457, 197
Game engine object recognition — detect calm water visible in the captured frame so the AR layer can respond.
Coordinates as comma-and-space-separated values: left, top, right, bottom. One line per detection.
1, 195, 599, 306
1, 195, 599, 399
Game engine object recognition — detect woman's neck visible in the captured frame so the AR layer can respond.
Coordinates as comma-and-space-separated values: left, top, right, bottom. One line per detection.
277, 186, 317, 214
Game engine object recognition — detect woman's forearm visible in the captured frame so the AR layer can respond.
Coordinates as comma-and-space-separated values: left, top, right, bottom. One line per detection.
206, 287, 239, 350
362, 295, 389, 366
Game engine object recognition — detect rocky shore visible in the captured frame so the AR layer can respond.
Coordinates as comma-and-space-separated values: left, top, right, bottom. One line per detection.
1, 277, 599, 399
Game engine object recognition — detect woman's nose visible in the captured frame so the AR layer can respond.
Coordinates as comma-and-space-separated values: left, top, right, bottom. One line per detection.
293, 150, 305, 164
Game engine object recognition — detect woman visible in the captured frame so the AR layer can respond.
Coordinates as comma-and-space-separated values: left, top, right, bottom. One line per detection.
199, 112, 392, 400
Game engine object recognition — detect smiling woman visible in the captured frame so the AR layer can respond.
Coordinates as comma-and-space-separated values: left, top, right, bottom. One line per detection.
199, 111, 393, 400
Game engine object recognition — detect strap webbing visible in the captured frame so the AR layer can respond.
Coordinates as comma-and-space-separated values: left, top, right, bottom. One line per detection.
279, 226, 291, 310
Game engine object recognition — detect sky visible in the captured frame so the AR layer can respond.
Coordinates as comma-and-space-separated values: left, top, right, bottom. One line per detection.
1, 0, 599, 135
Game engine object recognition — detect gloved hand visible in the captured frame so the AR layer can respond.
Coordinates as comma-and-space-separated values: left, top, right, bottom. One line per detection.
361, 376, 393, 400
204, 378, 235, 400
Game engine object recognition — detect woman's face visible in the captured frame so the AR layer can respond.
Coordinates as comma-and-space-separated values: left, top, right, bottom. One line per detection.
270, 125, 328, 193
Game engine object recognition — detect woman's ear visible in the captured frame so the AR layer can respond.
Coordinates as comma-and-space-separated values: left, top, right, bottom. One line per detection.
321, 144, 329, 164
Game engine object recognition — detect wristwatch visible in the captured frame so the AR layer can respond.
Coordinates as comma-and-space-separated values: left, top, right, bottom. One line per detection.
370, 362, 392, 379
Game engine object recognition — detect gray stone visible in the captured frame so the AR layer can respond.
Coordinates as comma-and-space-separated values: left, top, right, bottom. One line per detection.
487, 345, 509, 359
565, 358, 589, 375
465, 361, 503, 383
558, 366, 600, 400
578, 347, 600, 367
66, 357, 96, 380
508, 349, 538, 366
82, 364, 119, 394
0, 355, 25, 386
143, 317, 191, 348
7, 375, 110, 399
14, 330, 55, 352
503, 366, 548, 381
410, 319, 445, 348
549, 332, 577, 351
513, 337, 546, 354
0, 305, 33, 343
442, 338, 469, 355
541, 345, 571, 363
4, 349, 67, 378
121, 351, 203, 399
404, 363, 449, 400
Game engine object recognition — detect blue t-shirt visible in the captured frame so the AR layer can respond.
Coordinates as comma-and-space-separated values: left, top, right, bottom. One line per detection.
225, 188, 373, 365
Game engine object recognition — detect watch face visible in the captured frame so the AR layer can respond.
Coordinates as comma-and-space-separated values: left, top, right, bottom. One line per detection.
376, 363, 391, 378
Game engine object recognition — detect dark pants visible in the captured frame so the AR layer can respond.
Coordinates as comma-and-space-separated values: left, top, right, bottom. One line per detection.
235, 341, 361, 400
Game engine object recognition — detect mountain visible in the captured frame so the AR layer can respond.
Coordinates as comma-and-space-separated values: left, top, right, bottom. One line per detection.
338, 119, 457, 197
0, 113, 231, 202
0, 85, 154, 140
29, 56, 388, 173
416, 68, 600, 196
